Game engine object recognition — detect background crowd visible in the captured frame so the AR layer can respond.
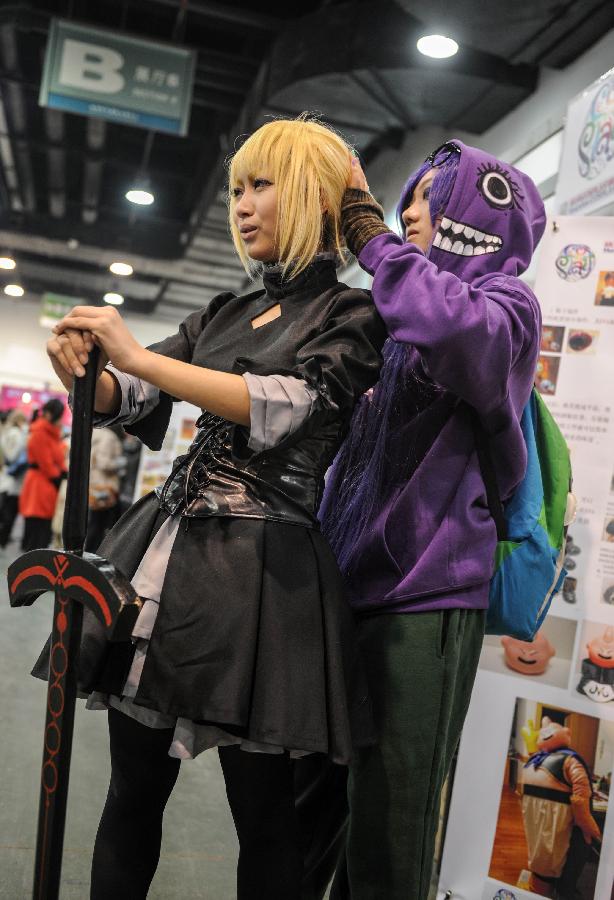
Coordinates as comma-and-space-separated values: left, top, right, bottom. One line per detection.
0, 404, 141, 555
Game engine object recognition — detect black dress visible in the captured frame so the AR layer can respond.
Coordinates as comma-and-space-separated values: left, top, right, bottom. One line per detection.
42, 258, 386, 764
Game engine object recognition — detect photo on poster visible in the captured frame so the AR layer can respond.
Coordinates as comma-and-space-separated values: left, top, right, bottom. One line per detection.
541, 325, 565, 354
480, 616, 577, 689
535, 354, 562, 396
566, 329, 600, 355
601, 578, 614, 609
180, 417, 197, 441
573, 621, 614, 706
488, 699, 612, 899
561, 575, 579, 608
594, 271, 614, 308
602, 517, 614, 544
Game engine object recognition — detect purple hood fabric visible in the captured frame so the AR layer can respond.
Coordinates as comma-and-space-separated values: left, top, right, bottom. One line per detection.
428, 140, 546, 280
340, 141, 545, 614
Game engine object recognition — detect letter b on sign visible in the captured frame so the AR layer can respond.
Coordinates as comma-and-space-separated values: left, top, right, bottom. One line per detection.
58, 39, 124, 94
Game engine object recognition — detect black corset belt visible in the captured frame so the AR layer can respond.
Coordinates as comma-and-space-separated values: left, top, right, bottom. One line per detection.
155, 412, 321, 528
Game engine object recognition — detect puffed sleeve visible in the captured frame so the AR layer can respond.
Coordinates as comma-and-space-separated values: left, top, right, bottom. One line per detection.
293, 288, 386, 418
96, 292, 235, 451
234, 289, 386, 459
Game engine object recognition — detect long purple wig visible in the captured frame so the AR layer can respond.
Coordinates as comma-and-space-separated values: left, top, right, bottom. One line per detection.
320, 151, 459, 575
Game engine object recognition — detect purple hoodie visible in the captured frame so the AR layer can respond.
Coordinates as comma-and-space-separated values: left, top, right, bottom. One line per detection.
346, 141, 546, 614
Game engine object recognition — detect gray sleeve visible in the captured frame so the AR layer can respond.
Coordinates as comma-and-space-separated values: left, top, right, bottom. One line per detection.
242, 372, 319, 452
92, 364, 161, 428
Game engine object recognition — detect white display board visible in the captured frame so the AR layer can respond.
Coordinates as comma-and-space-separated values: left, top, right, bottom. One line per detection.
557, 69, 614, 216
132, 400, 200, 501
438, 217, 614, 900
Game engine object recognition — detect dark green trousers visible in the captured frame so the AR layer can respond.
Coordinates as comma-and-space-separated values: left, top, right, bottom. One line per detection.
323, 608, 485, 900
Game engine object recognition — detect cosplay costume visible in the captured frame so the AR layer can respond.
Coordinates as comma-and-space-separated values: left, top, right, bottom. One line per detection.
301, 142, 547, 900
34, 256, 385, 764
576, 626, 614, 703
520, 718, 600, 895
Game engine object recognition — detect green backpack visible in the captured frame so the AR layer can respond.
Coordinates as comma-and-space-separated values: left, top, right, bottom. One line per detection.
475, 388, 574, 640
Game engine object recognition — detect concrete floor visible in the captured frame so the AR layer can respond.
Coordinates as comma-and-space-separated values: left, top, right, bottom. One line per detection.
0, 534, 239, 899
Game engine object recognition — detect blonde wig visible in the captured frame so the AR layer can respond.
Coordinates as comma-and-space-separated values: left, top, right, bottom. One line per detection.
228, 115, 352, 280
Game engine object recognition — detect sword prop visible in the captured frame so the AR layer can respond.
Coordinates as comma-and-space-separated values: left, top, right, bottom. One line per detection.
7, 351, 142, 900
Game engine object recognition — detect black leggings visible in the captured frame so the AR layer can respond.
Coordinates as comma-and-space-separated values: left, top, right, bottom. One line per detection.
90, 707, 302, 900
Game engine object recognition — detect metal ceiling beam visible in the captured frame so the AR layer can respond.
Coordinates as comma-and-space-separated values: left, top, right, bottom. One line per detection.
0, 229, 243, 289
0, 0, 280, 31
0, 129, 200, 184
261, 104, 383, 136
137, 0, 282, 33
267, 2, 538, 97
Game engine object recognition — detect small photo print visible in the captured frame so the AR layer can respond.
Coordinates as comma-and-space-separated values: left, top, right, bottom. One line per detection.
566, 329, 599, 354
574, 621, 614, 705
480, 616, 577, 689
488, 698, 611, 899
601, 577, 614, 607
535, 354, 561, 395
180, 418, 197, 441
594, 270, 614, 307
541, 324, 565, 353
602, 516, 614, 543
138, 471, 167, 497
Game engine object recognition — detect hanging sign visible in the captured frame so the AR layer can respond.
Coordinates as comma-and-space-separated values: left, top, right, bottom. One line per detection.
39, 19, 196, 136
39, 292, 83, 329
556, 69, 614, 216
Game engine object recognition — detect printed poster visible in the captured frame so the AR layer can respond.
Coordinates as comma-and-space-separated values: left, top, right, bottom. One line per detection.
557, 69, 614, 216
437, 217, 614, 900
132, 400, 199, 500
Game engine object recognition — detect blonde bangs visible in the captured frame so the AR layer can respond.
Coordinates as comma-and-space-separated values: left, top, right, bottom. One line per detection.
227, 116, 352, 280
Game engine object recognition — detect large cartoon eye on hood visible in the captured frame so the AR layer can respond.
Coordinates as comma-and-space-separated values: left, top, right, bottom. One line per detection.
477, 163, 524, 211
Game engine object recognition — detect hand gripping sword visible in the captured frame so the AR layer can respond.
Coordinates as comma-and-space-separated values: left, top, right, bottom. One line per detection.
7, 352, 142, 900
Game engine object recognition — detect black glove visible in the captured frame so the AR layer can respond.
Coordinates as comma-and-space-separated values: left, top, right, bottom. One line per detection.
50, 471, 67, 489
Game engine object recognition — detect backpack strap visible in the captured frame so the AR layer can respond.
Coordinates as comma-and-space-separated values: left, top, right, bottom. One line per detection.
471, 410, 508, 542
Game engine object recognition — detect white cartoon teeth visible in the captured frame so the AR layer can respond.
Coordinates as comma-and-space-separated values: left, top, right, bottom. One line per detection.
433, 217, 502, 255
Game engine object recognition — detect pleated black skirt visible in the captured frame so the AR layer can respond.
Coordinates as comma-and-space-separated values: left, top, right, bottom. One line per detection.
81, 492, 375, 764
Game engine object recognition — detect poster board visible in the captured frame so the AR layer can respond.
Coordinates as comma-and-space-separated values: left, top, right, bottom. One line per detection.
132, 400, 199, 500
437, 217, 614, 900
556, 69, 614, 216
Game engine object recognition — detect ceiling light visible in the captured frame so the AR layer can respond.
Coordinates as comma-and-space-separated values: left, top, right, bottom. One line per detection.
109, 261, 134, 276
67, 238, 80, 250
125, 188, 154, 206
0, 256, 16, 269
103, 292, 124, 305
4, 284, 24, 297
417, 34, 459, 59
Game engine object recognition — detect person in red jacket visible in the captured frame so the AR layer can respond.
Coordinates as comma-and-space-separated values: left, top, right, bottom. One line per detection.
19, 398, 66, 551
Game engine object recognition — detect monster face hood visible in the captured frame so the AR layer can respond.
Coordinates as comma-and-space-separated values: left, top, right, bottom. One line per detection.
428, 140, 546, 282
